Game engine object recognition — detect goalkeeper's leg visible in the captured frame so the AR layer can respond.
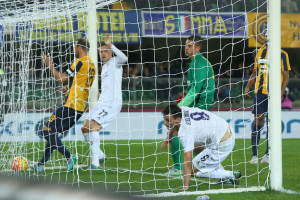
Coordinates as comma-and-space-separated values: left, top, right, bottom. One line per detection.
170, 135, 183, 171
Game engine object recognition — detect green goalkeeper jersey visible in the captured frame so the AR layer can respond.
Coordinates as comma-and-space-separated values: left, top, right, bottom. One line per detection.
178, 52, 215, 110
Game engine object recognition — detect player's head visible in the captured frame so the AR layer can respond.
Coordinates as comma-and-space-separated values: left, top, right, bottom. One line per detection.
99, 42, 113, 63
75, 38, 89, 58
162, 104, 182, 131
185, 35, 202, 57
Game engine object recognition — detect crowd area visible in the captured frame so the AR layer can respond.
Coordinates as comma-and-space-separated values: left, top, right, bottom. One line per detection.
119, 0, 299, 13
2, 49, 300, 106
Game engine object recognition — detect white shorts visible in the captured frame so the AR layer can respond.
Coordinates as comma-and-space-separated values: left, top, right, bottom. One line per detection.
192, 126, 235, 173
87, 105, 121, 129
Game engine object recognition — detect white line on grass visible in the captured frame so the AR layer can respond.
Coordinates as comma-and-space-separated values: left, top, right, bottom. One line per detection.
136, 186, 267, 198
0, 164, 88, 173
278, 188, 300, 195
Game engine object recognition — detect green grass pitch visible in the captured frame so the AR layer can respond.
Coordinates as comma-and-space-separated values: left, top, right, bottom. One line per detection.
0, 139, 299, 199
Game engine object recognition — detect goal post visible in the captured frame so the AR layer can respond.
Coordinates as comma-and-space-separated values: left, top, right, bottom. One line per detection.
87, 0, 99, 111
268, 0, 283, 190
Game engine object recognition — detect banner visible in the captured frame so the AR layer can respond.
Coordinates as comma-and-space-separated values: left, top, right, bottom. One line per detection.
15, 10, 141, 44
1, 111, 299, 142
248, 13, 300, 48
142, 11, 247, 38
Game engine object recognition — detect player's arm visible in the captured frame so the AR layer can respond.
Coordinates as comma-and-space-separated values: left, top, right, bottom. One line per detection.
245, 51, 257, 98
181, 150, 193, 190
178, 64, 207, 107
41, 51, 68, 84
244, 67, 256, 98
281, 52, 291, 97
281, 71, 289, 97
104, 34, 128, 64
161, 129, 175, 150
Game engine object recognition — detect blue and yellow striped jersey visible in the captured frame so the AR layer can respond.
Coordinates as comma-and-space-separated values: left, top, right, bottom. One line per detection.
253, 46, 291, 95
64, 56, 96, 112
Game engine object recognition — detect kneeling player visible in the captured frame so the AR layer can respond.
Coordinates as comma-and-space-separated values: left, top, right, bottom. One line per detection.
162, 104, 241, 190
81, 34, 128, 169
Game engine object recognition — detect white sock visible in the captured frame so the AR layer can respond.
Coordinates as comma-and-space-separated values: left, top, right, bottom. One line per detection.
196, 169, 234, 179
90, 132, 102, 166
83, 133, 90, 143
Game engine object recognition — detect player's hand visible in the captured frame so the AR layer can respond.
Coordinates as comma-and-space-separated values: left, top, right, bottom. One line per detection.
244, 87, 251, 98
104, 33, 112, 48
161, 140, 168, 150
169, 137, 173, 148
281, 89, 285, 98
41, 51, 53, 67
61, 86, 67, 93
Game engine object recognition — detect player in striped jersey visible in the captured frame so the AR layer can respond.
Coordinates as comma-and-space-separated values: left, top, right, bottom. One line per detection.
244, 43, 290, 164
32, 38, 96, 172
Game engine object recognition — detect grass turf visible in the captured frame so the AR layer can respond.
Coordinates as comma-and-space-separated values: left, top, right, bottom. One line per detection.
0, 139, 299, 199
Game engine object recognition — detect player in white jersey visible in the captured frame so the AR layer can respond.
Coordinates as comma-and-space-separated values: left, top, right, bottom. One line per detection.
81, 34, 128, 169
162, 104, 241, 190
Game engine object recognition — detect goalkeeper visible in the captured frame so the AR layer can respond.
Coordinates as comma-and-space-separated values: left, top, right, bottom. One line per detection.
32, 38, 96, 172
161, 35, 215, 175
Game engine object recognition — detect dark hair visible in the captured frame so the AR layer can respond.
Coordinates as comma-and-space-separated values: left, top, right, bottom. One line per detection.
162, 104, 182, 119
187, 35, 202, 48
99, 42, 106, 47
76, 38, 90, 51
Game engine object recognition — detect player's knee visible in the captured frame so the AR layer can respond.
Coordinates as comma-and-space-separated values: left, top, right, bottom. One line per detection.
257, 118, 264, 126
42, 125, 51, 132
90, 120, 102, 132
81, 126, 86, 133
81, 120, 91, 133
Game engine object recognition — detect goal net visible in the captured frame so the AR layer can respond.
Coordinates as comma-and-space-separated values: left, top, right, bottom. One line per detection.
0, 0, 278, 197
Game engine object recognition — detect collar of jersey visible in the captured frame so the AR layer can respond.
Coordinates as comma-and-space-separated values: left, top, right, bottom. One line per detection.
192, 52, 203, 61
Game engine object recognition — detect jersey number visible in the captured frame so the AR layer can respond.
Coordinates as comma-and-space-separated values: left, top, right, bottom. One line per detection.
86, 67, 96, 87
190, 112, 210, 121
98, 109, 108, 118
200, 155, 209, 162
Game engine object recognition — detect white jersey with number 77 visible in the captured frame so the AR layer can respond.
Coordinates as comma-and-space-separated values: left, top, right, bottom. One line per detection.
98, 45, 128, 108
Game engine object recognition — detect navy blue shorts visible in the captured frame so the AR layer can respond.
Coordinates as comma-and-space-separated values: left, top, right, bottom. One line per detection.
44, 106, 83, 133
252, 93, 268, 114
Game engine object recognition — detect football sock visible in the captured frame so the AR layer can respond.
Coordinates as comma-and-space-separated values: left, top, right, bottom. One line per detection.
55, 135, 71, 160
83, 133, 90, 143
90, 132, 102, 166
38, 131, 55, 165
39, 131, 71, 165
265, 126, 269, 155
251, 124, 262, 157
171, 135, 183, 170
196, 169, 234, 179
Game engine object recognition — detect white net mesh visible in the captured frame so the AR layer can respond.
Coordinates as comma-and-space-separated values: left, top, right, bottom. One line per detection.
1, 0, 294, 196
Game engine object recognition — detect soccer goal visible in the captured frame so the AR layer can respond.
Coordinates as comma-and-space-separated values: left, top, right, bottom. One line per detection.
0, 0, 286, 197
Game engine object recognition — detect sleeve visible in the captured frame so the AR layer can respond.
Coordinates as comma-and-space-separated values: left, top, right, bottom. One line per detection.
281, 51, 291, 71
179, 128, 194, 153
178, 60, 209, 107
111, 45, 128, 65
65, 60, 83, 77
